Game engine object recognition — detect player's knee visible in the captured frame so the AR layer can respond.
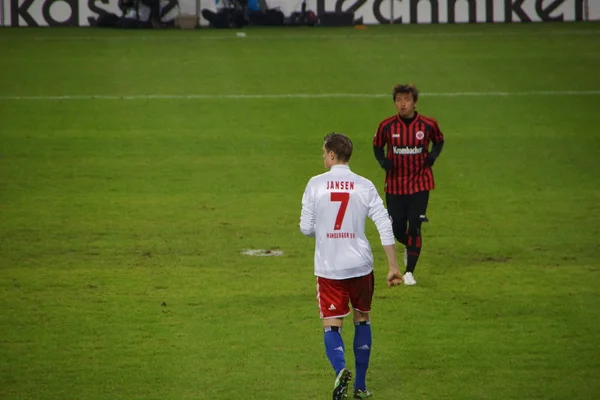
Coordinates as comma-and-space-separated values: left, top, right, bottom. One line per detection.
353, 309, 370, 323
390, 218, 407, 236
407, 219, 422, 236
390, 216, 404, 228
392, 224, 406, 238
322, 319, 344, 330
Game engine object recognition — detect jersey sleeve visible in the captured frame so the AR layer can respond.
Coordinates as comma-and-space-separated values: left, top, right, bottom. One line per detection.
366, 183, 395, 246
431, 119, 445, 144
373, 120, 387, 148
299, 180, 316, 237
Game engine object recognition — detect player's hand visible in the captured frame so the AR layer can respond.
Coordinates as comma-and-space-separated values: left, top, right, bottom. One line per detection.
424, 154, 436, 167
387, 267, 403, 288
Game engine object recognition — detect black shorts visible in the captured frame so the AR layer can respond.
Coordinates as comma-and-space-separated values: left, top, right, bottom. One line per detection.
385, 191, 430, 222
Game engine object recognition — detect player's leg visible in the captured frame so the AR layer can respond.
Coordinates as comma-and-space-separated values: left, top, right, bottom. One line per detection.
349, 273, 374, 398
317, 277, 352, 399
405, 191, 430, 284
385, 194, 409, 245
386, 193, 409, 270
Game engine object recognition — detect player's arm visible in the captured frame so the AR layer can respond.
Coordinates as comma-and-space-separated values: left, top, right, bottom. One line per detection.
373, 146, 393, 170
367, 184, 403, 286
373, 122, 393, 170
299, 181, 316, 237
424, 120, 445, 167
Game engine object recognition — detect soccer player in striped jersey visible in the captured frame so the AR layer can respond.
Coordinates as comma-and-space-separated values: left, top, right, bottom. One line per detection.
373, 84, 445, 285
300, 132, 403, 400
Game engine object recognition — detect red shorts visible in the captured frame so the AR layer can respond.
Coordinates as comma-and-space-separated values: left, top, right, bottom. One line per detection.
316, 272, 374, 319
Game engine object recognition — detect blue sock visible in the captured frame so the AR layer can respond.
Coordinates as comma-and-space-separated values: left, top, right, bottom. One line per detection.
353, 321, 372, 391
324, 327, 346, 375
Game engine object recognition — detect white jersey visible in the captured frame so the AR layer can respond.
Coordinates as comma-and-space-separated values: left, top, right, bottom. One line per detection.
299, 164, 395, 280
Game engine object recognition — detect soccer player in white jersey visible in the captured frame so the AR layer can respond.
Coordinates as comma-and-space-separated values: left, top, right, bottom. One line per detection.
300, 133, 403, 400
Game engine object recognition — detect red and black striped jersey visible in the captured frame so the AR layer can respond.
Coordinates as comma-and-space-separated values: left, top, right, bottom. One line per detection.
373, 112, 444, 195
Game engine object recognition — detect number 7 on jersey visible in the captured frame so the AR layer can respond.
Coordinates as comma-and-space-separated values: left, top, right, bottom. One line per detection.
330, 192, 349, 230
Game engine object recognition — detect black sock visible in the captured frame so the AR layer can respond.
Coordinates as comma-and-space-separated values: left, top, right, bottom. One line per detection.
406, 234, 422, 273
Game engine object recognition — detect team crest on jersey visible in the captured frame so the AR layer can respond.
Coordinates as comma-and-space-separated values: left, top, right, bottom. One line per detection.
416, 131, 425, 140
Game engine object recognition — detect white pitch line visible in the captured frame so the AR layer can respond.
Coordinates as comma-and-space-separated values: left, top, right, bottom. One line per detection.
21, 29, 600, 41
1, 91, 600, 101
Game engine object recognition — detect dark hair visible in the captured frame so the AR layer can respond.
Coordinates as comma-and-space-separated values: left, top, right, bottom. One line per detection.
323, 132, 353, 162
392, 83, 419, 102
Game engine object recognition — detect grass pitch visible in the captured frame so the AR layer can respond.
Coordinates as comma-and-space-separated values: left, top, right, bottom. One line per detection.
1, 22, 599, 400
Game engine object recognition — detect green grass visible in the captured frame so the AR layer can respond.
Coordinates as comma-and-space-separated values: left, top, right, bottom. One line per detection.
1, 23, 600, 400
